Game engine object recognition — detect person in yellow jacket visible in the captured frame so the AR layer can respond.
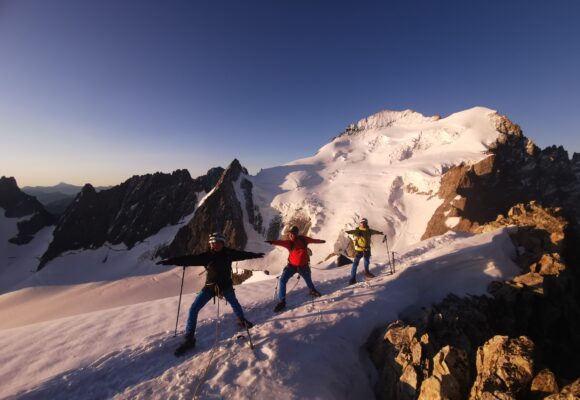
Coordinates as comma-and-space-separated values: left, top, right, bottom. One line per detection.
345, 218, 383, 285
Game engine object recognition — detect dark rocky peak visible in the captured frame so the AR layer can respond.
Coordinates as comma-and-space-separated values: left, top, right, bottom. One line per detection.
79, 183, 97, 198
38, 168, 223, 270
1, 176, 41, 217
0, 176, 55, 244
216, 158, 248, 186
192, 166, 224, 193
422, 116, 580, 240
162, 159, 253, 258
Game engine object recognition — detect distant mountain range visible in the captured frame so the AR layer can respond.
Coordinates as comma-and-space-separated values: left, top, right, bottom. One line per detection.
21, 183, 112, 215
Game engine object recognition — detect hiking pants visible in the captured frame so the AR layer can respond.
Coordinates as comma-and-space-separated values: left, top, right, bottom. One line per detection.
350, 250, 371, 280
185, 286, 245, 336
277, 264, 317, 301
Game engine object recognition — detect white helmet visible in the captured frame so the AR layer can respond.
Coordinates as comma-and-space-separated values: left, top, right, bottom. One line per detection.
209, 232, 226, 244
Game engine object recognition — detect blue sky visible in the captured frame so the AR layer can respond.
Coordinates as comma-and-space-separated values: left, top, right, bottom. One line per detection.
1, 0, 579, 187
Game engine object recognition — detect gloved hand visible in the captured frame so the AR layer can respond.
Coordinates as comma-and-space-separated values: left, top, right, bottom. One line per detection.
257, 252, 265, 258
320, 240, 326, 243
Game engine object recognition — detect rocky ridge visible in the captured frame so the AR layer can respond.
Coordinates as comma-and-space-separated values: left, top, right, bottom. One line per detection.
37, 168, 223, 270
368, 202, 580, 399
422, 115, 580, 240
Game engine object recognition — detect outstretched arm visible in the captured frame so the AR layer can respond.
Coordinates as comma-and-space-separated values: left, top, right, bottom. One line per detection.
345, 229, 358, 235
265, 240, 292, 251
304, 236, 326, 244
369, 229, 384, 235
229, 249, 265, 261
156, 253, 210, 266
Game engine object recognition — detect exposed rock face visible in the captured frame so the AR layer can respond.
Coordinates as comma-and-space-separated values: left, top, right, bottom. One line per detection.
370, 202, 580, 399
38, 168, 223, 269
0, 176, 55, 244
162, 159, 250, 257
469, 335, 535, 399
422, 114, 580, 240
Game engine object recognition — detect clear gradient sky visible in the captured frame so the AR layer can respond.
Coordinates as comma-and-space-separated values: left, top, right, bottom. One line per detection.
1, 0, 579, 187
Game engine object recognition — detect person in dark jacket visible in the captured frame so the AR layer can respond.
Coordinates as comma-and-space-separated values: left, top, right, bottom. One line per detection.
345, 218, 383, 285
157, 232, 264, 356
265, 225, 325, 312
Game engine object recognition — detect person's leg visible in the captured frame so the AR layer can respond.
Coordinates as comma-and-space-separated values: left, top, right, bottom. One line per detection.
297, 266, 316, 291
298, 266, 322, 296
222, 288, 244, 319
185, 287, 214, 337
350, 252, 362, 280
363, 251, 371, 273
277, 265, 297, 301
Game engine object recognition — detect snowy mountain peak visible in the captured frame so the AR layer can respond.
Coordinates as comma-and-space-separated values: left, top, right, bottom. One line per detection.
342, 109, 440, 135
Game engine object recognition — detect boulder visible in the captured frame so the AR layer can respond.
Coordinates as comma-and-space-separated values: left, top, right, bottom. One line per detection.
530, 369, 559, 399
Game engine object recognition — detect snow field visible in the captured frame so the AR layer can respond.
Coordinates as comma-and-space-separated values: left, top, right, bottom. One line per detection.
1, 228, 520, 399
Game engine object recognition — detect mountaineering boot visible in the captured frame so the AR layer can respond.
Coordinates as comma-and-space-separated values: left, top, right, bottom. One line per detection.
237, 317, 254, 329
348, 277, 356, 286
309, 288, 322, 297
274, 300, 286, 312
174, 334, 196, 357
364, 271, 375, 279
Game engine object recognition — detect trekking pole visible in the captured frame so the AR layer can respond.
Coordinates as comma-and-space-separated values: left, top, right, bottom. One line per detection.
174, 266, 186, 337
391, 252, 396, 274
244, 323, 255, 349
383, 235, 393, 274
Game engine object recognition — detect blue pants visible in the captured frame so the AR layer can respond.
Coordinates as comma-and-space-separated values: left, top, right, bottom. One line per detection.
277, 264, 317, 301
185, 287, 245, 336
350, 250, 371, 280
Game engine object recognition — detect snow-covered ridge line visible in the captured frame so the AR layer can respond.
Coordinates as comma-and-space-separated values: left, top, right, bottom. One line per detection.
341, 109, 441, 135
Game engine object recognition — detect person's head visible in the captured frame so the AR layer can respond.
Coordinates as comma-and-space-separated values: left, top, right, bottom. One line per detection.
209, 232, 226, 251
359, 218, 368, 228
288, 225, 299, 240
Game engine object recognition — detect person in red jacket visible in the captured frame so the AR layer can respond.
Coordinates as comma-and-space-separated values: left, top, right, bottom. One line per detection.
266, 225, 325, 312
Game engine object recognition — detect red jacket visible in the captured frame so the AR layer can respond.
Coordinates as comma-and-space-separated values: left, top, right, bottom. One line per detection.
270, 236, 324, 267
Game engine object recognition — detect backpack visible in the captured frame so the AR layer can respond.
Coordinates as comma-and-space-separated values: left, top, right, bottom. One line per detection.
290, 236, 312, 256
354, 235, 367, 249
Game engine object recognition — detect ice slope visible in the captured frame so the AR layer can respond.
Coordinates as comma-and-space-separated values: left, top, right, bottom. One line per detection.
0, 211, 208, 329
248, 106, 502, 273
0, 227, 520, 399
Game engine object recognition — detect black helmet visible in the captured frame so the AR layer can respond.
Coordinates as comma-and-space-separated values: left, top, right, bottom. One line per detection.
288, 225, 299, 235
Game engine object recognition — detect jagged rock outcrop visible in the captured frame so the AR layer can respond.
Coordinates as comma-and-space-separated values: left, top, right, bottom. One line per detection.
38, 168, 223, 269
469, 335, 535, 399
418, 345, 470, 400
162, 159, 250, 257
370, 202, 580, 399
0, 176, 55, 244
422, 114, 580, 240
545, 378, 580, 399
